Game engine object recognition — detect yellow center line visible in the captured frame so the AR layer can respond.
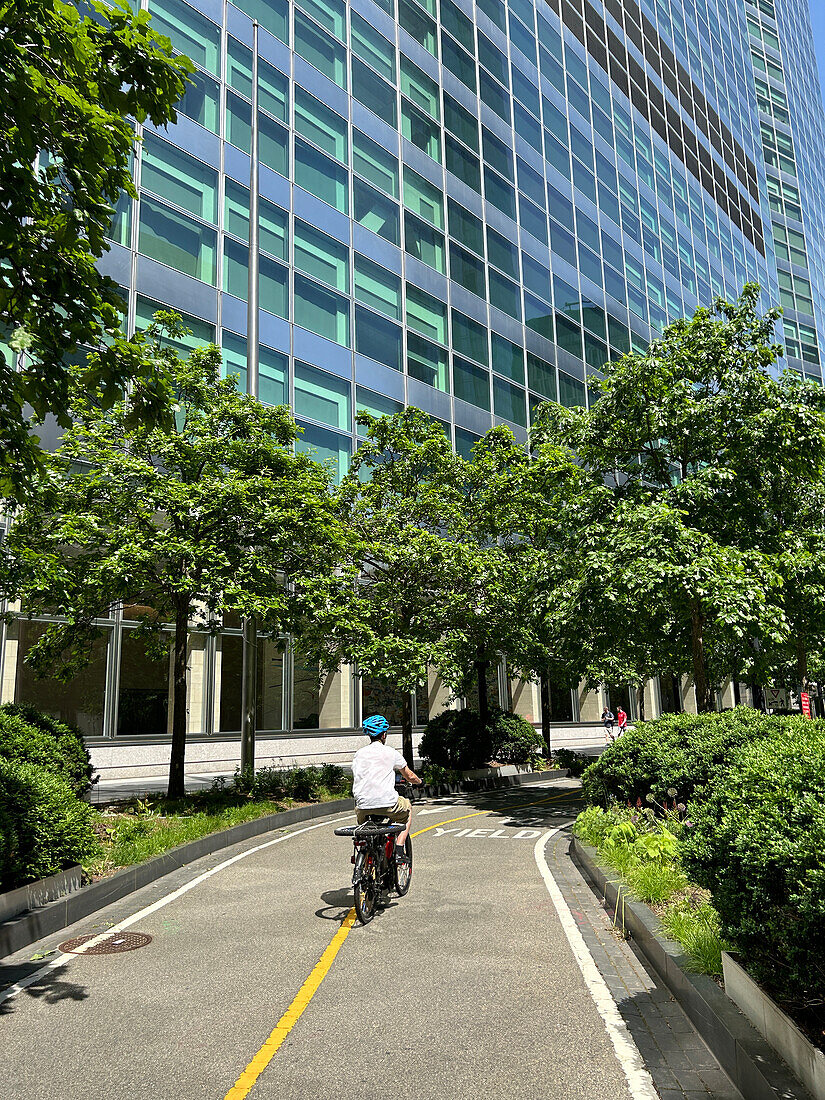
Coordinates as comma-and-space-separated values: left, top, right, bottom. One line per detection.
222, 784, 580, 1099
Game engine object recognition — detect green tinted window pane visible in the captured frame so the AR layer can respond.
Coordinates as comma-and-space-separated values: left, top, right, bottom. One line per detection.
227, 36, 253, 97
455, 426, 480, 458
489, 269, 521, 320
478, 0, 506, 30
148, 0, 220, 73
356, 387, 403, 435
404, 211, 445, 273
584, 332, 607, 371
479, 70, 510, 123
400, 56, 440, 119
513, 102, 542, 152
221, 329, 248, 391
407, 332, 448, 390
354, 254, 401, 319
260, 115, 289, 176
107, 191, 131, 247
353, 179, 400, 244
520, 196, 547, 244
353, 130, 399, 197
138, 195, 216, 283
478, 33, 508, 85
141, 134, 217, 223
441, 0, 473, 43
448, 199, 483, 254
449, 243, 485, 298
227, 41, 288, 120
484, 167, 516, 219
491, 333, 524, 383
398, 0, 437, 54
223, 182, 287, 260
232, 0, 288, 42
294, 275, 350, 346
522, 252, 550, 301
351, 58, 397, 128
401, 101, 441, 162
294, 10, 347, 87
558, 370, 585, 407
453, 356, 490, 409
452, 309, 488, 365
178, 67, 219, 132
296, 421, 351, 482
482, 126, 513, 178
295, 88, 348, 164
445, 135, 481, 191
296, 0, 345, 39
260, 345, 288, 405
226, 90, 251, 151
524, 294, 553, 340
136, 295, 215, 349
487, 226, 518, 276
295, 360, 351, 429
403, 167, 444, 228
493, 376, 526, 425
443, 93, 478, 151
294, 220, 349, 292
355, 306, 402, 370
351, 12, 395, 81
526, 352, 555, 399
555, 314, 582, 358
222, 238, 288, 318
441, 32, 477, 90
406, 284, 446, 342
294, 139, 349, 213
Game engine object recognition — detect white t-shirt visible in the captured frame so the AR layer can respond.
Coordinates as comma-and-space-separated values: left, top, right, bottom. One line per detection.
352, 741, 408, 809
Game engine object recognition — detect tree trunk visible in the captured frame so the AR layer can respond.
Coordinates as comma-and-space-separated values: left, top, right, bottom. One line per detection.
690, 603, 712, 713
750, 680, 764, 711
732, 677, 741, 706
475, 658, 490, 726
168, 601, 189, 800
540, 673, 552, 758
401, 691, 414, 767
796, 637, 809, 693
636, 681, 645, 723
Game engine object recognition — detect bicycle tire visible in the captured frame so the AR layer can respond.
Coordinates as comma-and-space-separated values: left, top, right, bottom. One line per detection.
353, 850, 378, 924
393, 835, 413, 896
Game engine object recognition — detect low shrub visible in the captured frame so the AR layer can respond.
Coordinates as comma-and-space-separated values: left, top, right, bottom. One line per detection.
0, 757, 99, 890
419, 709, 492, 770
228, 763, 352, 803
0, 703, 96, 796
489, 709, 543, 766
552, 748, 592, 777
679, 729, 825, 1006
580, 708, 809, 808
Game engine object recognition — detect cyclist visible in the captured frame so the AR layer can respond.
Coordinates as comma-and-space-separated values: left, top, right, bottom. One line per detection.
352, 715, 422, 861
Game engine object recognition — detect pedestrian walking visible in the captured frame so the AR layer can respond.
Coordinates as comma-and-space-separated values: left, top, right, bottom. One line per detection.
616, 706, 628, 735
601, 707, 615, 742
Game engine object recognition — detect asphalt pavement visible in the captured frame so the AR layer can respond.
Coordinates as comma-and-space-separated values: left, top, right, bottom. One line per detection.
0, 779, 742, 1099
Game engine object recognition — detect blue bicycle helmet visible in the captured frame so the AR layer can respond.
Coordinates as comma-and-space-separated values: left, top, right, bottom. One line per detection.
363, 714, 389, 738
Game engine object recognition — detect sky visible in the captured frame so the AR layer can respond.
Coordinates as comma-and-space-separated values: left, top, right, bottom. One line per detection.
811, 4, 825, 108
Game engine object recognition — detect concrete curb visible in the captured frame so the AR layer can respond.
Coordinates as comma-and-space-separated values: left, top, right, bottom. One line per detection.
570, 836, 814, 1100
420, 768, 567, 796
0, 798, 354, 961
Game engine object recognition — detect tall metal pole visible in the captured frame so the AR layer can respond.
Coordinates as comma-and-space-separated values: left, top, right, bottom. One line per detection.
240, 21, 260, 775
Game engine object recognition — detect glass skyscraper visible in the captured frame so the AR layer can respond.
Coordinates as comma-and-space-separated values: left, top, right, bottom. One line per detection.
3, 0, 825, 768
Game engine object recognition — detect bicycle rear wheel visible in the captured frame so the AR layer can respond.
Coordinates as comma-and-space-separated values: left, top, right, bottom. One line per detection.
353, 850, 378, 924
393, 835, 413, 896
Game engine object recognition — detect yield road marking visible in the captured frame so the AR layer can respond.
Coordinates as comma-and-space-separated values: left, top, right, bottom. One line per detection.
432, 826, 544, 840
533, 830, 658, 1100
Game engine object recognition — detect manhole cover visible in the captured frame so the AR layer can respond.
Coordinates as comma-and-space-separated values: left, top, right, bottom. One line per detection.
59, 932, 153, 955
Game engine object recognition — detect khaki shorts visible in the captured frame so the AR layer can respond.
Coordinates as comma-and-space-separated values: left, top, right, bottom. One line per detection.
356, 795, 412, 824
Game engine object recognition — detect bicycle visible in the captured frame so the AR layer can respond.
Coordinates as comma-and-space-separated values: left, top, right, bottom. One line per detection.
334, 781, 414, 925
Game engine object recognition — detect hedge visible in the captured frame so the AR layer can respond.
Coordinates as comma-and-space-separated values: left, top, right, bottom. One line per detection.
0, 757, 99, 890
0, 703, 96, 796
420, 708, 541, 769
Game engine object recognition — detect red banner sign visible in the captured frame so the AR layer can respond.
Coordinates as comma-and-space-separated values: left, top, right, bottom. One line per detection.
801, 692, 812, 719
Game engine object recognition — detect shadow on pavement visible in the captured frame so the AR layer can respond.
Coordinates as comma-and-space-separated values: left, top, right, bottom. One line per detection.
315, 888, 354, 922
0, 964, 89, 1017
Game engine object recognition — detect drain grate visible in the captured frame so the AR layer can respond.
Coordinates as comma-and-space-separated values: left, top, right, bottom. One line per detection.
59, 931, 153, 955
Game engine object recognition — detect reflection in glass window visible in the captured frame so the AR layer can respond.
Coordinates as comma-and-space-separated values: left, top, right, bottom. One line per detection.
222, 330, 248, 392
294, 220, 349, 292
489, 269, 522, 320
292, 651, 321, 728
138, 196, 217, 284
445, 135, 481, 191
353, 179, 400, 245
407, 332, 448, 391
404, 212, 445, 272
351, 13, 395, 81
452, 309, 488, 365
449, 243, 485, 298
353, 130, 399, 196
218, 633, 243, 732
178, 67, 220, 133
491, 333, 525, 383
256, 636, 286, 731
398, 0, 437, 55
118, 630, 170, 736
361, 677, 406, 726
148, 0, 220, 74
294, 360, 351, 429
351, 57, 397, 128
354, 254, 401, 319
493, 376, 527, 426
294, 138, 349, 213
294, 88, 348, 164
526, 352, 555, 399
403, 166, 444, 228
294, 275, 350, 346
448, 199, 483, 254
136, 296, 214, 349
401, 101, 441, 162
406, 284, 446, 342
294, 9, 347, 87
356, 385, 403, 432
231, 0, 288, 42
141, 134, 218, 223
400, 56, 440, 119
222, 238, 288, 318
453, 356, 490, 410
559, 371, 586, 408
224, 181, 288, 260
355, 306, 402, 371
296, 423, 352, 484
296, 0, 345, 40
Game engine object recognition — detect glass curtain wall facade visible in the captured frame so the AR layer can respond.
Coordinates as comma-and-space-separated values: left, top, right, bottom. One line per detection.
4, 0, 825, 742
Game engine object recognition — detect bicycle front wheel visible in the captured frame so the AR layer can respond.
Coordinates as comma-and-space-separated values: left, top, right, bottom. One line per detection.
353, 850, 378, 924
393, 835, 413, 896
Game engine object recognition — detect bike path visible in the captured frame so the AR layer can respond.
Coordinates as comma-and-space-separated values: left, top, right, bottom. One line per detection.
0, 782, 740, 1099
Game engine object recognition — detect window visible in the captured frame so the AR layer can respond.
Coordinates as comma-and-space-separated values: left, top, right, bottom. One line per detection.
294, 138, 349, 213
452, 310, 488, 365
294, 9, 347, 87
222, 329, 249, 391
443, 93, 478, 151
353, 179, 400, 244
441, 32, 477, 90
295, 89, 348, 164
406, 284, 446, 342
226, 39, 289, 121
351, 12, 395, 80
294, 360, 350, 429
136, 296, 214, 349
558, 370, 585, 407
491, 333, 524, 383
493, 376, 526, 425
402, 101, 441, 162
141, 134, 218, 223
225, 93, 289, 176
296, 0, 345, 39
448, 199, 483, 254
356, 386, 403, 431
445, 135, 481, 191
524, 294, 553, 341
401, 56, 440, 119
403, 167, 444, 228
449, 243, 485, 298
407, 332, 448, 390
483, 168, 516, 219
351, 58, 397, 127
404, 211, 445, 272
294, 275, 350, 345
355, 306, 402, 370
487, 227, 518, 277
296, 424, 352, 484
178, 68, 220, 133
453, 356, 490, 410
354, 254, 401, 319
353, 130, 399, 196
398, 0, 437, 55
222, 238, 288, 318
294, 220, 349, 292
147, 0, 220, 74
138, 195, 217, 284
224, 181, 288, 260
231, 0, 288, 42
489, 269, 521, 319
527, 352, 555, 399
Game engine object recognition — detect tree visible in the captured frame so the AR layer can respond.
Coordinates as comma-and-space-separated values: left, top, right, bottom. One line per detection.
541, 285, 825, 711
296, 408, 465, 764
0, 314, 340, 797
1, 0, 192, 495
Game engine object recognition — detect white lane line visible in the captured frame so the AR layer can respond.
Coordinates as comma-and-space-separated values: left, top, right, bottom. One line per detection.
534, 829, 659, 1100
0, 814, 353, 1006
